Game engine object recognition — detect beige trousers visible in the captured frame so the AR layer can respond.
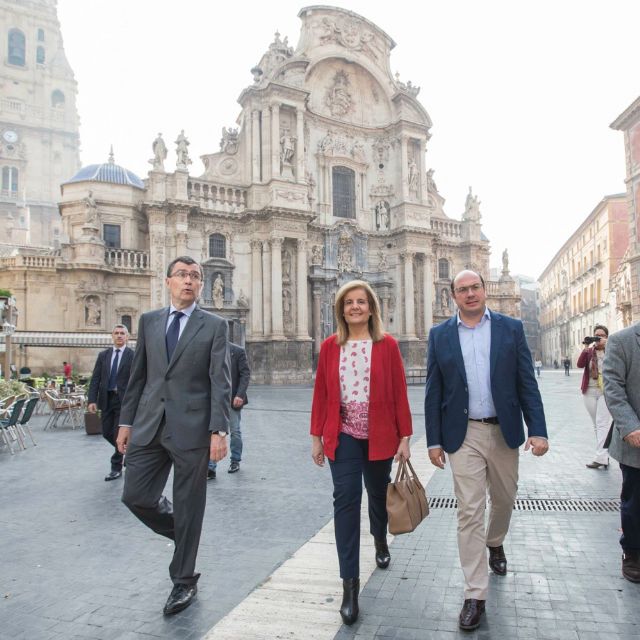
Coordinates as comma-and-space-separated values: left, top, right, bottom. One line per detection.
448, 420, 519, 599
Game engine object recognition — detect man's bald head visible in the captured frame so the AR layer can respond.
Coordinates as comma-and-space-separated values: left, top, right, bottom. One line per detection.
451, 270, 485, 293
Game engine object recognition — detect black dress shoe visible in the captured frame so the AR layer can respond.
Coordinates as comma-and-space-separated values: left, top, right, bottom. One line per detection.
339, 578, 359, 625
163, 583, 197, 615
374, 537, 390, 569
586, 461, 609, 469
228, 461, 240, 473
104, 470, 122, 481
488, 544, 507, 576
207, 468, 216, 480
459, 598, 485, 631
622, 551, 640, 583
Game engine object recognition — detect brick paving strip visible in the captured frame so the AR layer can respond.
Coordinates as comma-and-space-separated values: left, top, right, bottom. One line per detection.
203, 438, 436, 640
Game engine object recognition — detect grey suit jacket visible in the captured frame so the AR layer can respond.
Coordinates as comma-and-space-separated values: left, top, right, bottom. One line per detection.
119, 306, 231, 450
603, 322, 640, 469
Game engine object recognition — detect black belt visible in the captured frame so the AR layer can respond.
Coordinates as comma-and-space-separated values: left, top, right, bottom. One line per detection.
470, 416, 499, 425
108, 390, 119, 395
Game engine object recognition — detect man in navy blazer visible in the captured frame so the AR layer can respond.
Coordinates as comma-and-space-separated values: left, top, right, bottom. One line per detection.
88, 324, 134, 481
425, 270, 548, 631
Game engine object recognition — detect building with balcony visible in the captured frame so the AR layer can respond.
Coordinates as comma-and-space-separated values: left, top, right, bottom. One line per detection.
538, 194, 628, 366
0, 6, 519, 380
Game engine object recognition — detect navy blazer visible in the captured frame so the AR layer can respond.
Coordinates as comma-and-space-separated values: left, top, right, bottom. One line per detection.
425, 311, 547, 453
87, 346, 134, 412
229, 343, 250, 408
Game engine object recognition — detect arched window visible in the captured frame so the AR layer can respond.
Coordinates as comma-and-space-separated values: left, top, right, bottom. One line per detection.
8, 29, 26, 66
438, 258, 450, 280
36, 46, 45, 64
51, 89, 65, 107
37, 28, 45, 42
121, 315, 132, 333
1, 166, 18, 194
209, 233, 226, 258
332, 166, 355, 219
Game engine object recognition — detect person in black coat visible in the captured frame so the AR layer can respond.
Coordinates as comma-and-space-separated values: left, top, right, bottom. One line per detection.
208, 342, 250, 478
88, 324, 134, 481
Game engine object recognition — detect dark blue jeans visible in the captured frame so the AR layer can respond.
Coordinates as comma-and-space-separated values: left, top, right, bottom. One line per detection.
620, 463, 640, 551
329, 432, 393, 579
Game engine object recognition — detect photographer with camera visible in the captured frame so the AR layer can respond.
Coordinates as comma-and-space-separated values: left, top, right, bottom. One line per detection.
577, 325, 612, 469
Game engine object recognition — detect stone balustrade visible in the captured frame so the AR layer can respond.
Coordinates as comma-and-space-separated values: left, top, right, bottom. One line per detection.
105, 249, 149, 270
187, 179, 247, 214
0, 254, 58, 269
430, 218, 461, 238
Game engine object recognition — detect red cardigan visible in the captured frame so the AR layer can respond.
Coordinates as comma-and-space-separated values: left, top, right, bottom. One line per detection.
310, 333, 413, 461
576, 348, 598, 394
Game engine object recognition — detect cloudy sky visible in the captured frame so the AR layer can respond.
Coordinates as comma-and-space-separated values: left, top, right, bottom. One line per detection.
56, 0, 640, 278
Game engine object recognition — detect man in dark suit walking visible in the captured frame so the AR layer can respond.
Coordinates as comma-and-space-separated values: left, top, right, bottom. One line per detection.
425, 270, 548, 631
117, 256, 231, 616
87, 324, 133, 481
208, 342, 250, 479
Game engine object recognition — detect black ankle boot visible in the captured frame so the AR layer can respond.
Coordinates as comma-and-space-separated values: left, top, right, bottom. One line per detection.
339, 577, 359, 625
374, 538, 391, 569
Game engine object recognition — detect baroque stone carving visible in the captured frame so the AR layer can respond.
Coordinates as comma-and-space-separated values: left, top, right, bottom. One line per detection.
408, 157, 418, 195
282, 286, 293, 331
212, 273, 224, 309
219, 127, 239, 155
275, 189, 305, 202
371, 136, 396, 164
463, 187, 481, 221
306, 172, 316, 203
325, 71, 353, 118
280, 129, 296, 175
83, 190, 98, 227
377, 249, 388, 272
375, 200, 390, 230
426, 168, 438, 194
337, 230, 354, 273
175, 130, 191, 169
149, 133, 167, 171
311, 244, 324, 266
502, 249, 510, 274
282, 250, 293, 283
394, 72, 420, 97
237, 289, 249, 307
317, 16, 379, 61
84, 295, 101, 326
440, 288, 450, 311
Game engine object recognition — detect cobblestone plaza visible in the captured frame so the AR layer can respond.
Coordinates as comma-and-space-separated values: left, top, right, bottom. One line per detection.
2, 371, 638, 640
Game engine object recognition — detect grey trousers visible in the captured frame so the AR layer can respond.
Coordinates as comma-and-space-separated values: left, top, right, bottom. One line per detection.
122, 420, 209, 585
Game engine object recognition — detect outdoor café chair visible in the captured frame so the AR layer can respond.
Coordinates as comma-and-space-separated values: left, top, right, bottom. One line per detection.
16, 395, 38, 446
0, 398, 26, 454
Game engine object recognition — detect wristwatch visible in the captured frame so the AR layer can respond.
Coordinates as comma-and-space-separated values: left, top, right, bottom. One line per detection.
216, 430, 227, 438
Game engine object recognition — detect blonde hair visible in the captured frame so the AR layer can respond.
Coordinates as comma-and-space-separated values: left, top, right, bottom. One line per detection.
334, 279, 385, 346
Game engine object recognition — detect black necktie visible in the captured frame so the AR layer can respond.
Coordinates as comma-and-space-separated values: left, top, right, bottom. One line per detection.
108, 349, 120, 391
166, 311, 184, 361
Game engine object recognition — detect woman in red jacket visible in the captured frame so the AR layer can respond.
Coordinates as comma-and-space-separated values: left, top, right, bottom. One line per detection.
310, 279, 412, 626
577, 324, 612, 469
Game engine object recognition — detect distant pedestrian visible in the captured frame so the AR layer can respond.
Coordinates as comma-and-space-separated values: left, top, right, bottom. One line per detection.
577, 326, 611, 470
208, 342, 250, 479
603, 322, 640, 583
563, 357, 571, 375
87, 324, 134, 481
553, 359, 559, 370
534, 359, 542, 378
310, 279, 412, 627
425, 270, 548, 631
63, 361, 72, 381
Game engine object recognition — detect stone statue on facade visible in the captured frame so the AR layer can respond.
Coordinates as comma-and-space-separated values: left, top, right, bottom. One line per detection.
220, 127, 239, 155
280, 130, 296, 166
441, 288, 450, 311
85, 296, 101, 325
502, 248, 509, 274
311, 244, 324, 266
375, 200, 390, 230
377, 249, 388, 272
282, 250, 292, 283
337, 230, 354, 273
408, 157, 418, 194
236, 289, 249, 307
464, 187, 481, 221
306, 171, 316, 203
83, 190, 98, 227
326, 70, 352, 117
149, 133, 167, 171
426, 168, 438, 193
212, 273, 224, 309
282, 287, 293, 330
175, 130, 192, 169
351, 139, 366, 162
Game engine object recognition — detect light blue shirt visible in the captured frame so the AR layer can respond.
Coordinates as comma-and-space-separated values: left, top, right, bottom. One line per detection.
166, 302, 196, 339
457, 307, 497, 419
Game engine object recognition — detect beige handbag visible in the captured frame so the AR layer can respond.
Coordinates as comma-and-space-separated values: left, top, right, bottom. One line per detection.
386, 459, 429, 534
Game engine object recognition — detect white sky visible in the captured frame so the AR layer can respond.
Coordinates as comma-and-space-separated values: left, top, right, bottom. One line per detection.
56, 0, 640, 279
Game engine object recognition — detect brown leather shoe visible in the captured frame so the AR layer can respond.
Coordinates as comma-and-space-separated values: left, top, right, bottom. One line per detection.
622, 551, 640, 583
459, 598, 485, 631
488, 544, 507, 576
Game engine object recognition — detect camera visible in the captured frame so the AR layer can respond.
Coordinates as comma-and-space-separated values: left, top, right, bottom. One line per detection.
582, 336, 602, 345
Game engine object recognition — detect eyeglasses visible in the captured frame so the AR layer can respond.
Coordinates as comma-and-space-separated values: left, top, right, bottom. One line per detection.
454, 283, 483, 295
170, 270, 202, 281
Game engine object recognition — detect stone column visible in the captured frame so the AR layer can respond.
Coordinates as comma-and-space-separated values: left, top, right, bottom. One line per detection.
296, 108, 304, 182
400, 135, 409, 200
251, 240, 263, 336
312, 287, 322, 355
402, 251, 416, 337
252, 110, 260, 182
381, 292, 390, 327
271, 236, 284, 337
296, 238, 309, 338
262, 240, 272, 336
423, 254, 433, 335
262, 107, 271, 182
271, 103, 280, 179
419, 138, 427, 203
395, 260, 403, 335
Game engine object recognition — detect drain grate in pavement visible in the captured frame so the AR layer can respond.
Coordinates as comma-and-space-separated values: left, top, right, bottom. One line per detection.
428, 497, 620, 512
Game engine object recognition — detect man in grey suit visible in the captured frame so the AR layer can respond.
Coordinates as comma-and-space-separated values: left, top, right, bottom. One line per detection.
117, 256, 231, 615
603, 322, 640, 583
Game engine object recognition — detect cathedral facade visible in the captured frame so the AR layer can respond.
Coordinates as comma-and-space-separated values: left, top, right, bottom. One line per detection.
0, 6, 519, 382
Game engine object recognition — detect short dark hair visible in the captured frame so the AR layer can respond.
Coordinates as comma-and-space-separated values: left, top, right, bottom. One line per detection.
450, 271, 486, 293
594, 324, 609, 337
112, 323, 128, 334
166, 256, 203, 279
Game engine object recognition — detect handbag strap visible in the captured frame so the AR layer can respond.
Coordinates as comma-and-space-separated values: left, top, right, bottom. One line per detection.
393, 458, 407, 483
404, 459, 425, 490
